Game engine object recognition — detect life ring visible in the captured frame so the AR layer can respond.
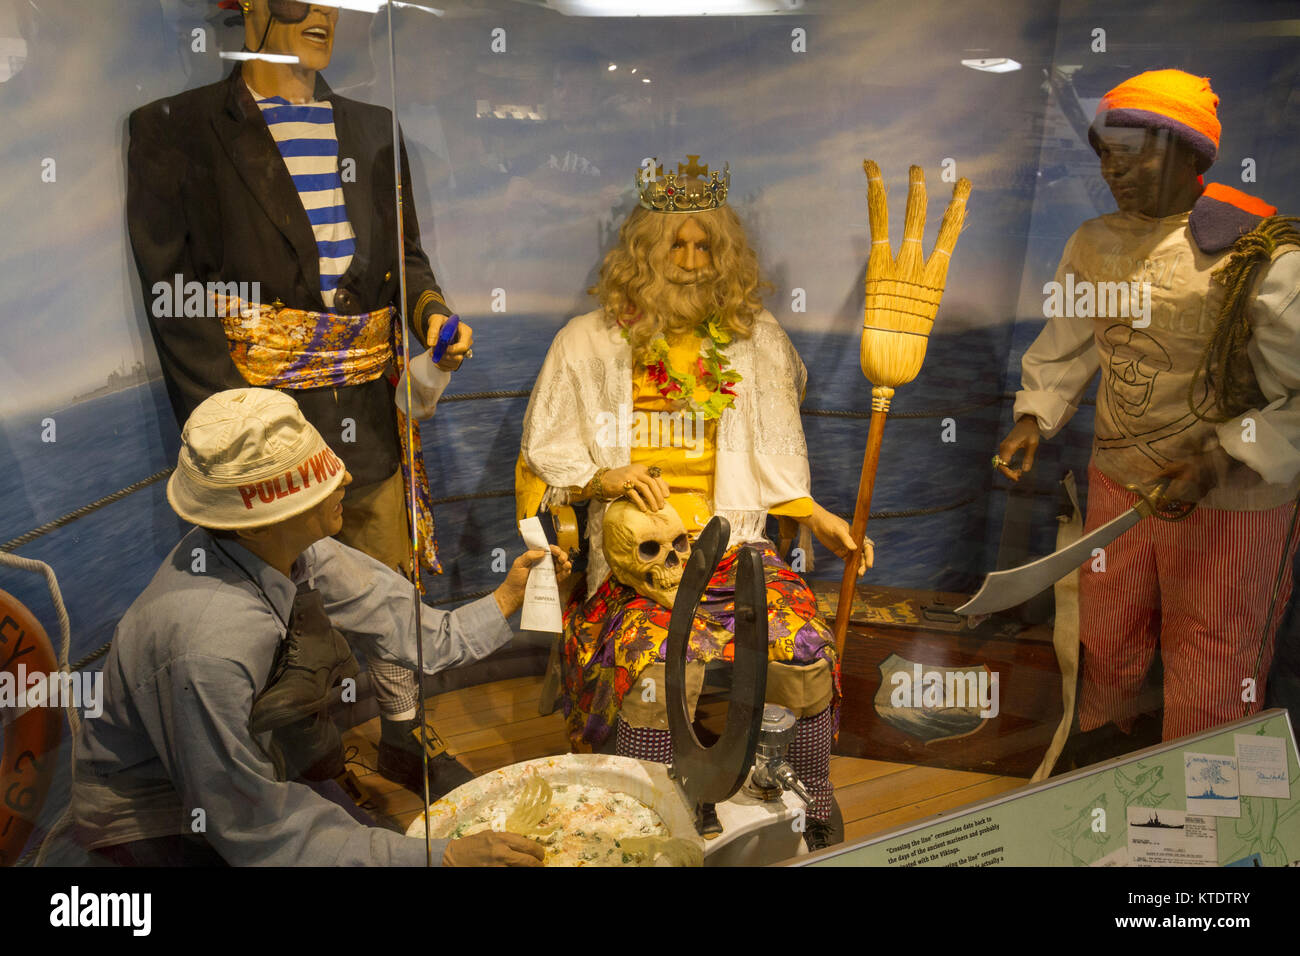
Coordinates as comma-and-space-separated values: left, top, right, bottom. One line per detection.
0, 588, 62, 866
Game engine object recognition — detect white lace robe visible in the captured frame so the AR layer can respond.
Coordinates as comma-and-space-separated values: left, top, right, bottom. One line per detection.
520, 308, 813, 597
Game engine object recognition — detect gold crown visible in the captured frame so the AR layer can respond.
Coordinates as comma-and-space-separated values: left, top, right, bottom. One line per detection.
637, 155, 730, 213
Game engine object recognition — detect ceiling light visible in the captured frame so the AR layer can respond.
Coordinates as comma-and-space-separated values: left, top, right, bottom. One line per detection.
317, 1, 386, 11
308, 0, 446, 10
961, 57, 1021, 73
219, 51, 300, 63
391, 2, 445, 13
544, 0, 799, 16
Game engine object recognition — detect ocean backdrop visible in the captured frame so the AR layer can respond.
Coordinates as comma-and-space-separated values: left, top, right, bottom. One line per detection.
1, 319, 1099, 674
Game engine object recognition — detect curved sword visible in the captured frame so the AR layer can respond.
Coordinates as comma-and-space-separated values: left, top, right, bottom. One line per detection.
956, 482, 1193, 617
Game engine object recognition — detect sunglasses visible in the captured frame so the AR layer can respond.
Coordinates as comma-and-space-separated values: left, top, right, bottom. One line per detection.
248, 2, 331, 55
268, 0, 313, 23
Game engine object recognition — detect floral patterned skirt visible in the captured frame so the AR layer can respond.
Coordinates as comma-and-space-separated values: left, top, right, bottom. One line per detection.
560, 543, 839, 750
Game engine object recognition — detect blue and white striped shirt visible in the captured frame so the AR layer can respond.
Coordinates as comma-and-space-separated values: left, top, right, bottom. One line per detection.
252, 88, 356, 308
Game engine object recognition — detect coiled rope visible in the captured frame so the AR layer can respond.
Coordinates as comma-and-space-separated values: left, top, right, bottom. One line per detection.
1191, 216, 1300, 422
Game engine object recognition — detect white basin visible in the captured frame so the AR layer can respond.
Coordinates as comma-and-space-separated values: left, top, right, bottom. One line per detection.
405, 753, 808, 866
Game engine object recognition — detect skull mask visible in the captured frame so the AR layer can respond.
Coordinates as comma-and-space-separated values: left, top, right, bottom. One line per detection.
602, 500, 691, 609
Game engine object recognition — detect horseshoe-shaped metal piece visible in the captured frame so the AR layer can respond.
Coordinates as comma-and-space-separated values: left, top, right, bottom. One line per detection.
665, 516, 768, 816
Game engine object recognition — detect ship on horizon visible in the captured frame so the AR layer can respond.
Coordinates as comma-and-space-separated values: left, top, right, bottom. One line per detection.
71, 359, 160, 405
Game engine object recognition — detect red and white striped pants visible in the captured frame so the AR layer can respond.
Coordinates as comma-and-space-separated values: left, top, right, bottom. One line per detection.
1078, 464, 1299, 740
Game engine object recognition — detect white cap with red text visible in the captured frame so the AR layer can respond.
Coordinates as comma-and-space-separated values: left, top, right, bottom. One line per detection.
166, 388, 346, 529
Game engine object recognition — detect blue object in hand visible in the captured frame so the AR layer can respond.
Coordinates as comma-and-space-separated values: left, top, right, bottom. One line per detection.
430, 314, 461, 363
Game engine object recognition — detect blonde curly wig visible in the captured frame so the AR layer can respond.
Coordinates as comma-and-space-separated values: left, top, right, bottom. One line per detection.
589, 205, 769, 359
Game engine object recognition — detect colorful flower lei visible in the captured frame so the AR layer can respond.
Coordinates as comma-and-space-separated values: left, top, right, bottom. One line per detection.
622, 315, 742, 420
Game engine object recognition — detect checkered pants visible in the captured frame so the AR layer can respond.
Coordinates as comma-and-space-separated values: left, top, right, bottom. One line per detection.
787, 705, 835, 821
614, 705, 835, 821
615, 720, 675, 763
369, 658, 420, 721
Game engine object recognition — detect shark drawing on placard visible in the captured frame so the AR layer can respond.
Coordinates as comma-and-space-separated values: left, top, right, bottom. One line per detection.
1048, 785, 1114, 866
1114, 762, 1168, 806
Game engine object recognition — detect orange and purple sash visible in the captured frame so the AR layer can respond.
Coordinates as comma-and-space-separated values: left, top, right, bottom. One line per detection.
216, 295, 441, 575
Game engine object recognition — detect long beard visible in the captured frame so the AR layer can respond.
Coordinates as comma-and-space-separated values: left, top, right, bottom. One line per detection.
656, 266, 717, 331
622, 265, 722, 362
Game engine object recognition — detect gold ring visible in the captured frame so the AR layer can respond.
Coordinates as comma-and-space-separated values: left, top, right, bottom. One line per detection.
991, 455, 1006, 469
465, 349, 473, 360
647, 466, 662, 478
623, 480, 634, 491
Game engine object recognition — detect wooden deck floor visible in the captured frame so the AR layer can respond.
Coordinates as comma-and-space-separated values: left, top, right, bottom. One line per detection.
341, 674, 1028, 849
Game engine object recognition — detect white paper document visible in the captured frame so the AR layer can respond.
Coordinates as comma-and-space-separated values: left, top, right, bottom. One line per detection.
518, 516, 562, 633
1126, 807, 1217, 866
1235, 734, 1290, 799
1184, 752, 1240, 818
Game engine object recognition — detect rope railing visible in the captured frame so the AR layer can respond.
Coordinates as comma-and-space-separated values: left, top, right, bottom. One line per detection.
435, 389, 1097, 420
804, 393, 1003, 420
0, 389, 1064, 692
1, 468, 174, 553
439, 390, 531, 402
836, 492, 980, 522
3, 440, 1064, 556
429, 489, 513, 505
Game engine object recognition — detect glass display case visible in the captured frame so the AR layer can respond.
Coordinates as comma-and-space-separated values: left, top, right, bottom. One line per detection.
2, 0, 1299, 877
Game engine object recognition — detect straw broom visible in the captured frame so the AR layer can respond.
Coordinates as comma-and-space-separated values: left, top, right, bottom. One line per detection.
832, 161, 972, 658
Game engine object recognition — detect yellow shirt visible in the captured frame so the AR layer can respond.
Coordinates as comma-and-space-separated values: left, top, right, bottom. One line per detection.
517, 329, 812, 529
632, 330, 811, 531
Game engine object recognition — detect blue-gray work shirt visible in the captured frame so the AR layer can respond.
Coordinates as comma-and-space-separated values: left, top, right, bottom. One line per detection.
67, 528, 513, 865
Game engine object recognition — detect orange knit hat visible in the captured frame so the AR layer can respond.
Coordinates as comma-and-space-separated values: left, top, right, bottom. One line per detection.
1089, 69, 1221, 172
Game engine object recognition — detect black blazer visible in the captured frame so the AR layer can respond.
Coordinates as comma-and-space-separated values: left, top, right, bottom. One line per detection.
127, 64, 452, 486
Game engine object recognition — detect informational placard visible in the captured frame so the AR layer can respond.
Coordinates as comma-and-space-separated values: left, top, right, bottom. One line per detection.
801, 710, 1300, 867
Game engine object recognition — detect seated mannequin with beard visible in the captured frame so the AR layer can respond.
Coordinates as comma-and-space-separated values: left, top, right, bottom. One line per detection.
515, 158, 870, 848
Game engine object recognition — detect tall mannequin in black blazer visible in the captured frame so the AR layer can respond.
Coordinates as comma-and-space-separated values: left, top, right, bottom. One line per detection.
126, 0, 475, 798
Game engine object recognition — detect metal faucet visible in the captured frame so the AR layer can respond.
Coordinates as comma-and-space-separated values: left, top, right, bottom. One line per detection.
744, 704, 813, 804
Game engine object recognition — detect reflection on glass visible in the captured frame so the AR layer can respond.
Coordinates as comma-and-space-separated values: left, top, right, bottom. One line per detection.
1, 0, 1298, 870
